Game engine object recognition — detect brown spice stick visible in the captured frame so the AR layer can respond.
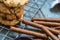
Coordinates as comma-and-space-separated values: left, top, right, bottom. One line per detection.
34, 21, 60, 26
32, 18, 60, 22
22, 19, 59, 40
10, 27, 47, 38
34, 21, 60, 34
33, 21, 60, 34
55, 27, 60, 29
34, 21, 60, 33
46, 27, 60, 34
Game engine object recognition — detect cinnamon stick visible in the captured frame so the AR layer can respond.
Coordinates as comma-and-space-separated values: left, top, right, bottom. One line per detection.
22, 19, 59, 40
10, 27, 47, 38
32, 18, 60, 23
46, 27, 60, 34
33, 21, 60, 34
55, 27, 60, 29
34, 21, 60, 26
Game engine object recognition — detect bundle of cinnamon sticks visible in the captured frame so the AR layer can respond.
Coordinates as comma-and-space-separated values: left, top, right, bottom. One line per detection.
10, 18, 60, 40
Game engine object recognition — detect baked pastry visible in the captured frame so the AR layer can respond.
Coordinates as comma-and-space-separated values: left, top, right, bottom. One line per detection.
3, 0, 28, 7
0, 0, 28, 26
